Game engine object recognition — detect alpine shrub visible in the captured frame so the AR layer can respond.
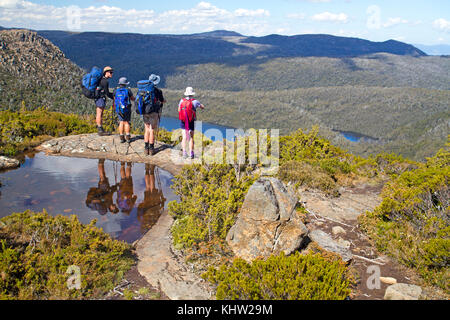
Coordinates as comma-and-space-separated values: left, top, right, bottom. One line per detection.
168, 164, 254, 250
202, 251, 352, 300
0, 210, 134, 299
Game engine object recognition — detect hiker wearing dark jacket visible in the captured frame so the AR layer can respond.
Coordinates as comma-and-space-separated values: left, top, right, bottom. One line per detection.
95, 66, 114, 136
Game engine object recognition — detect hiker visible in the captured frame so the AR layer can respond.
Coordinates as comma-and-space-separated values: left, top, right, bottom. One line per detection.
137, 164, 166, 233
178, 87, 205, 159
113, 77, 135, 143
85, 159, 119, 215
136, 74, 165, 156
95, 66, 115, 136
116, 162, 137, 215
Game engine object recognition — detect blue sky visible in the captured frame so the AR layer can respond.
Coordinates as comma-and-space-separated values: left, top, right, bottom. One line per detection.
0, 0, 449, 45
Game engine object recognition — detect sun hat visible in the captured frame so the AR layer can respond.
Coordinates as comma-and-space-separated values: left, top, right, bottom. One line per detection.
148, 74, 161, 85
103, 66, 114, 74
118, 77, 130, 86
184, 87, 195, 96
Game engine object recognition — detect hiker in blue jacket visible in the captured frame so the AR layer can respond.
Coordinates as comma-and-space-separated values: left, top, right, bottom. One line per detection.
113, 77, 135, 143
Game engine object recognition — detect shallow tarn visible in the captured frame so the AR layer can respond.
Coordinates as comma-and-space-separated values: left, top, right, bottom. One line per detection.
0, 151, 178, 244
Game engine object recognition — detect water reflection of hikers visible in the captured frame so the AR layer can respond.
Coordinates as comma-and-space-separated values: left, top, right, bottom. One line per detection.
137, 164, 166, 233
85, 159, 119, 215
116, 162, 137, 215
178, 87, 205, 159
113, 77, 135, 144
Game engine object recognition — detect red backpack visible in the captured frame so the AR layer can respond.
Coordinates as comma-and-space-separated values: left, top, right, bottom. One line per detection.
179, 98, 196, 122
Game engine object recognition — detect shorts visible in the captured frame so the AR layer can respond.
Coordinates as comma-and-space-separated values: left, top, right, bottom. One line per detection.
180, 120, 195, 131
117, 110, 131, 122
95, 98, 106, 109
143, 113, 159, 129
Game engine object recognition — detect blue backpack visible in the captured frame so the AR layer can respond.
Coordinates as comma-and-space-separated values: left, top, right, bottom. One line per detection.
135, 80, 157, 115
81, 66, 103, 99
114, 87, 130, 115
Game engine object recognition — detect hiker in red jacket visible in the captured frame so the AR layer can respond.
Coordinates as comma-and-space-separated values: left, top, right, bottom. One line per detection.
178, 87, 205, 159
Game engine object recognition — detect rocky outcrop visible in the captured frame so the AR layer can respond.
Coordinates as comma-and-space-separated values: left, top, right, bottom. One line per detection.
0, 29, 90, 111
384, 283, 423, 300
308, 229, 353, 262
37, 133, 184, 176
299, 184, 382, 222
0, 156, 19, 170
226, 177, 308, 262
136, 210, 214, 300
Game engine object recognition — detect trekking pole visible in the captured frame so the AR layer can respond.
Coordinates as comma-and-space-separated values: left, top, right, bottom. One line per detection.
127, 138, 146, 162
155, 104, 162, 147
111, 99, 115, 135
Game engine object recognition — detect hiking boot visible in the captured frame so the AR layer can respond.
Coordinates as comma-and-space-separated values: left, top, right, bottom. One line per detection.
145, 146, 150, 156
119, 135, 126, 143
97, 126, 105, 136
149, 146, 155, 156
190, 152, 195, 159
97, 126, 109, 136
125, 135, 131, 144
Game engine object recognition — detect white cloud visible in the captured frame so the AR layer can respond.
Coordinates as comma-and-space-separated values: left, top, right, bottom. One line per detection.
383, 17, 408, 28
0, 1, 273, 35
234, 8, 269, 17
311, 12, 349, 23
0, 0, 25, 9
433, 18, 450, 33
287, 13, 306, 20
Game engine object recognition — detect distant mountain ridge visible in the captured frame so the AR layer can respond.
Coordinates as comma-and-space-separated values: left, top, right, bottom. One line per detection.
27, 28, 427, 86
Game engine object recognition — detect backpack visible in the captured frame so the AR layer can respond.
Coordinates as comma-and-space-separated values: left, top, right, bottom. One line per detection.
81, 66, 103, 99
114, 87, 130, 115
178, 98, 196, 122
135, 80, 158, 115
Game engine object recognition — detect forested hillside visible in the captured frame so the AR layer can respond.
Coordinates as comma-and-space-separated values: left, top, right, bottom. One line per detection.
160, 87, 449, 161
166, 54, 450, 91
0, 29, 92, 113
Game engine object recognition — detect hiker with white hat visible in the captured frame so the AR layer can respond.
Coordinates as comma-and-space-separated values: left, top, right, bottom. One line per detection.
113, 77, 135, 143
178, 87, 205, 159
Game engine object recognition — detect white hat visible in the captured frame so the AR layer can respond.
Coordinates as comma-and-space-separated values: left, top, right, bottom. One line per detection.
184, 87, 195, 96
149, 74, 160, 85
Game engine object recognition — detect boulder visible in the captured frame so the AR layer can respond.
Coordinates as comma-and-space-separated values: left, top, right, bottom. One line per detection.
380, 277, 397, 285
332, 226, 346, 235
226, 178, 308, 262
384, 283, 422, 300
0, 156, 19, 170
309, 229, 353, 262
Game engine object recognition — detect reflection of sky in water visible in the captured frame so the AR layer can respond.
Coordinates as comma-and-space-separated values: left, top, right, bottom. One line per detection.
0, 153, 177, 243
